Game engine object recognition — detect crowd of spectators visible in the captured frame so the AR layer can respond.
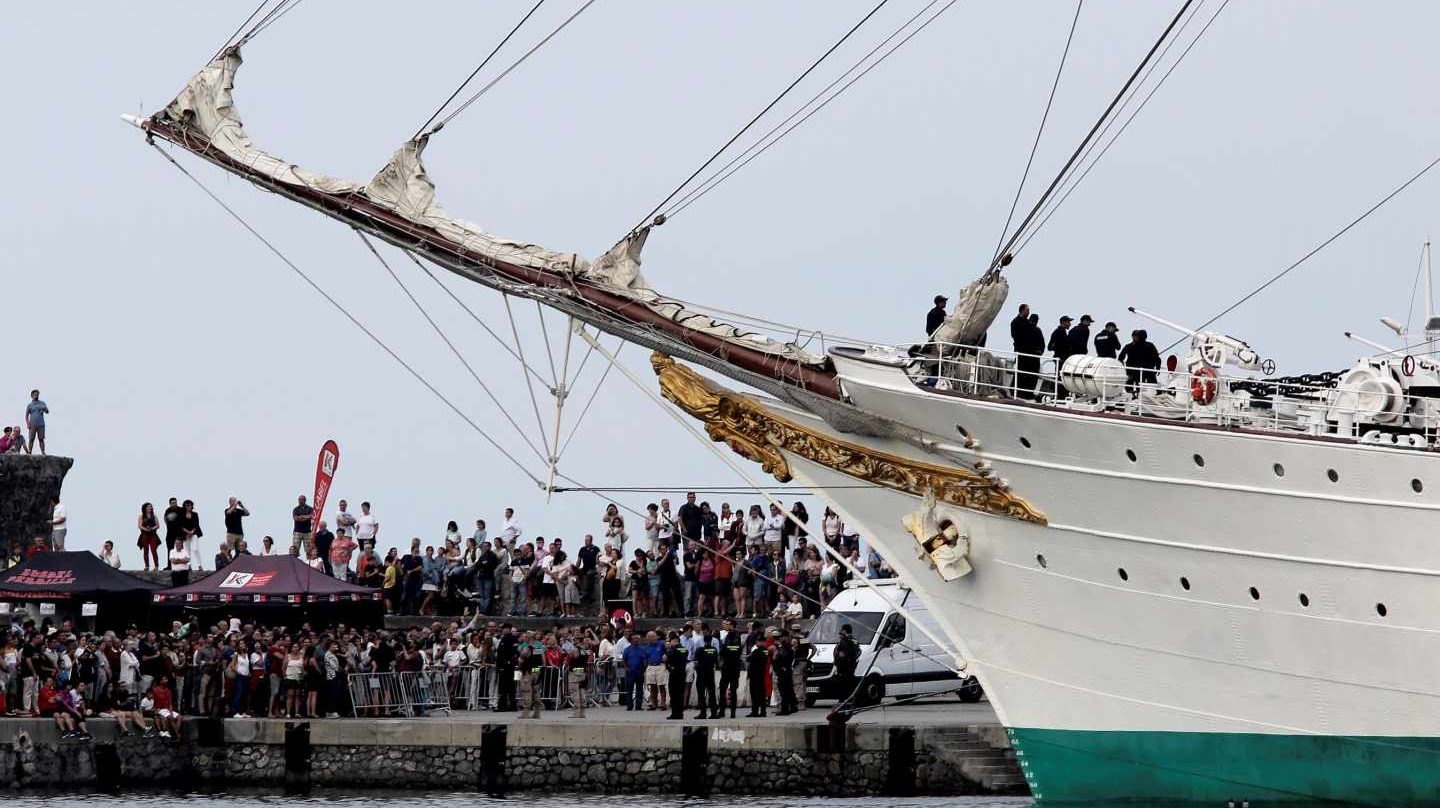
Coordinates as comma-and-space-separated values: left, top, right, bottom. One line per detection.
45, 492, 897, 622
0, 607, 858, 736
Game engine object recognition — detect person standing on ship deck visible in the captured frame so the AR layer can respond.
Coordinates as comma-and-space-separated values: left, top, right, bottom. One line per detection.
1068, 314, 1093, 357
1119, 329, 1162, 390
925, 294, 948, 337
1010, 303, 1042, 400
1048, 315, 1074, 397
1095, 321, 1121, 358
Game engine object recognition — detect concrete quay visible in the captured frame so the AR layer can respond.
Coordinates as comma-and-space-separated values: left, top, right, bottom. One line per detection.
0, 701, 1028, 796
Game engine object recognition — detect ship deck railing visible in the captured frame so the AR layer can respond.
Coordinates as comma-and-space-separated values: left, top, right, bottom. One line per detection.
880, 341, 1437, 447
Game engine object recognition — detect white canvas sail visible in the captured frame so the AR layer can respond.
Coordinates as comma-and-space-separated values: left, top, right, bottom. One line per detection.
156, 48, 824, 366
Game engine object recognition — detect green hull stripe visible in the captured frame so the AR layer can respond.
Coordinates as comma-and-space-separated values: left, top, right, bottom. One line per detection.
1009, 727, 1440, 806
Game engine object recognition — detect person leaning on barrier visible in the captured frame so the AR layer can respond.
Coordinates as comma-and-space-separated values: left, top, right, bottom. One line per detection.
517, 635, 544, 719
567, 636, 593, 718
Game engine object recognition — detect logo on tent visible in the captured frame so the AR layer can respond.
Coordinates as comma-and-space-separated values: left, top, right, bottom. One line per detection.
6, 570, 75, 587
218, 572, 276, 589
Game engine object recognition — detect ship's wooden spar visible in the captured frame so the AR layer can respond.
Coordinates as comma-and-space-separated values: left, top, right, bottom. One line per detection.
141, 117, 842, 403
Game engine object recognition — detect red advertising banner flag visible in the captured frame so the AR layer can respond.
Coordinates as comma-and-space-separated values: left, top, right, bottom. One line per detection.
312, 439, 340, 533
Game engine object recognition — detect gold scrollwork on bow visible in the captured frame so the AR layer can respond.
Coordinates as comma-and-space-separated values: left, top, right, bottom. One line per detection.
651, 353, 1046, 525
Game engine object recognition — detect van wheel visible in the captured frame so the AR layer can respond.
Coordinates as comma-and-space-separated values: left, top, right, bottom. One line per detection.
804, 694, 817, 708
957, 676, 984, 703
858, 675, 885, 706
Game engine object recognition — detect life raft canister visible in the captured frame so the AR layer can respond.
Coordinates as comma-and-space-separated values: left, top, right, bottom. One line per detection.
1192, 366, 1218, 405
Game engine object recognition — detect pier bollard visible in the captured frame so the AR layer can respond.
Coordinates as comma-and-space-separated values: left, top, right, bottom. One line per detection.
681, 725, 710, 796
93, 743, 121, 792
284, 721, 312, 794
884, 727, 916, 797
479, 724, 507, 795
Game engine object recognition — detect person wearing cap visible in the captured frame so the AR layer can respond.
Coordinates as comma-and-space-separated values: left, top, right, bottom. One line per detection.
1068, 314, 1094, 357
926, 294, 949, 337
1095, 321, 1121, 358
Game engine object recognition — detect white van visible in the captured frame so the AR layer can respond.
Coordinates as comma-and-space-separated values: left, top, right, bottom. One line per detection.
805, 578, 982, 706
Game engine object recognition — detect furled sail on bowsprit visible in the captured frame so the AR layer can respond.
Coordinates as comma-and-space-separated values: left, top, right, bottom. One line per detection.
930, 270, 1009, 347
148, 49, 832, 386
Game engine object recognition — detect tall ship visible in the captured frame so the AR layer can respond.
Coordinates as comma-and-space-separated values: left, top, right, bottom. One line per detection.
132, 5, 1440, 805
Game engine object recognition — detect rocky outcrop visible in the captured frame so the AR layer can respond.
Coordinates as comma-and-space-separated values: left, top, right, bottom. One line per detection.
0, 455, 73, 556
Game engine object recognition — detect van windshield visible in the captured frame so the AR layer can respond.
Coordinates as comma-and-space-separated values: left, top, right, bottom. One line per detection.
809, 611, 883, 644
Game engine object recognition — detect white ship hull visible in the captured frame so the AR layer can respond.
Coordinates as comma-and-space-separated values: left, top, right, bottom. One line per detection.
757, 352, 1440, 805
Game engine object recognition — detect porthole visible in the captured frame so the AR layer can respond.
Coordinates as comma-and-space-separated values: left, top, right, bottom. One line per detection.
1117, 567, 1129, 581
1179, 576, 1191, 591
1412, 479, 1423, 494
1019, 436, 1032, 449
1298, 593, 1310, 608
1376, 603, 1388, 617
1125, 449, 1137, 463
1193, 454, 1205, 468
1036, 553, 1047, 569
1273, 463, 1285, 477
1327, 469, 1339, 483
956, 424, 970, 439
1249, 586, 1260, 601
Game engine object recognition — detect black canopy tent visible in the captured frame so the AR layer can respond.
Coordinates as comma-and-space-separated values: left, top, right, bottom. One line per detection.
0, 551, 160, 629
152, 555, 383, 627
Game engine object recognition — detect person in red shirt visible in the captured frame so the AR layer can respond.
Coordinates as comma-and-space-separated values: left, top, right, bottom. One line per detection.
150, 678, 182, 738
27, 535, 48, 558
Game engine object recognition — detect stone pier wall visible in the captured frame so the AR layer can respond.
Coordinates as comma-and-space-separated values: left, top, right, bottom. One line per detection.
0, 718, 1026, 796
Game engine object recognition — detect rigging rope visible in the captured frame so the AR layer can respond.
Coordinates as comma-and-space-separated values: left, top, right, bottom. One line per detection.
1404, 239, 1428, 345
989, 0, 1196, 272
1012, 0, 1227, 258
1165, 152, 1440, 353
414, 0, 548, 139
504, 294, 555, 452
400, 251, 552, 389
151, 143, 546, 488
426, 0, 600, 135
357, 231, 552, 466
664, 0, 963, 221
556, 336, 622, 458
244, 0, 307, 43
213, 0, 277, 61
634, 0, 896, 233
990, 0, 1084, 266
661, 0, 949, 220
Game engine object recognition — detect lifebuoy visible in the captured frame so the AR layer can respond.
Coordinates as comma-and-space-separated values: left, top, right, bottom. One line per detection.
1402, 355, 1416, 377
1191, 366, 1218, 405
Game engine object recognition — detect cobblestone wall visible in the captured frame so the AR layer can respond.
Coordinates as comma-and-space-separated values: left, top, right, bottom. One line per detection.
0, 723, 1021, 796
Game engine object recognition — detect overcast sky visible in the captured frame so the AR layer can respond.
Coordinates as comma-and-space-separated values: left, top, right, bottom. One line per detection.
6, 1, 1440, 564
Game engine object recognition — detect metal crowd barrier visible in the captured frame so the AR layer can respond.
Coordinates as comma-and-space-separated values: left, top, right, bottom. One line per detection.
347, 661, 632, 716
